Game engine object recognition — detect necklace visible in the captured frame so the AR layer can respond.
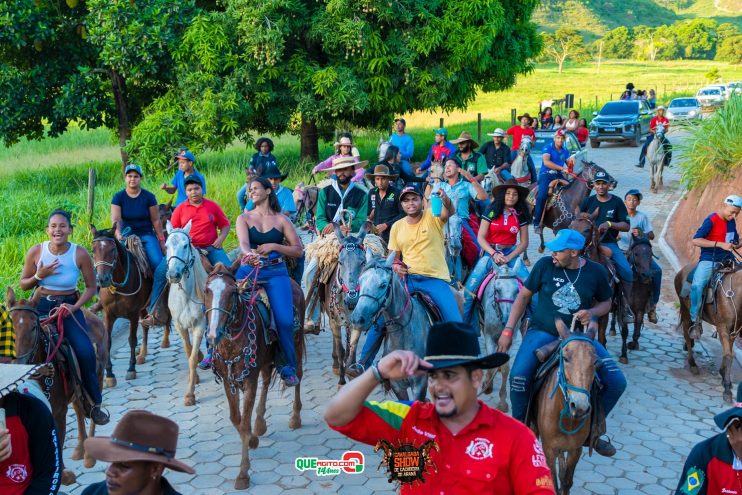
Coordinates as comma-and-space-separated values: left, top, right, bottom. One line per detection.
562, 259, 583, 290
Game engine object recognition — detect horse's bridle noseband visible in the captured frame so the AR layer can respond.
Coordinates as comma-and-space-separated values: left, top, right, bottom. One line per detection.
8, 305, 45, 365
167, 230, 196, 278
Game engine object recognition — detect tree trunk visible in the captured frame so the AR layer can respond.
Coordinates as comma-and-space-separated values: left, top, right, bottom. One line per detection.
558, 57, 565, 73
300, 116, 319, 162
110, 69, 132, 170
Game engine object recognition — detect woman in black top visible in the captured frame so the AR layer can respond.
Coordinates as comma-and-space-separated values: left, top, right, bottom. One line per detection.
235, 177, 303, 387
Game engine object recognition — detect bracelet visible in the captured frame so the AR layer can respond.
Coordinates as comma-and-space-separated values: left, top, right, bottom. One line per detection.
370, 364, 385, 383
504, 325, 514, 331
33, 273, 43, 282
607, 221, 612, 229
158, 237, 166, 242
502, 330, 514, 337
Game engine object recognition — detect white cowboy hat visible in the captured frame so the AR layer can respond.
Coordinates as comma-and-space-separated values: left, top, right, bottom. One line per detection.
324, 156, 368, 172
0, 364, 43, 398
487, 128, 506, 137
333, 136, 354, 148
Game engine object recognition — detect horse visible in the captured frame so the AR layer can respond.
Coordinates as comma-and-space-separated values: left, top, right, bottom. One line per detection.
444, 214, 466, 285
165, 220, 208, 406
6, 288, 108, 485
531, 160, 606, 253
476, 261, 524, 412
156, 199, 174, 348
647, 126, 667, 193
674, 254, 742, 402
293, 182, 319, 234
349, 252, 431, 401
204, 262, 304, 489
90, 224, 153, 387
510, 135, 534, 184
609, 236, 654, 364
377, 139, 391, 163
531, 318, 598, 495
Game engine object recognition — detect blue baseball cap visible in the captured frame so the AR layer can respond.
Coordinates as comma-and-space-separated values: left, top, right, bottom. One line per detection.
433, 127, 448, 138
545, 229, 586, 252
175, 149, 196, 162
625, 189, 643, 200
124, 163, 143, 176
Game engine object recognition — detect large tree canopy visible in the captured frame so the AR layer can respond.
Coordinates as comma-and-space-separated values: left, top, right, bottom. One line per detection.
128, 0, 543, 167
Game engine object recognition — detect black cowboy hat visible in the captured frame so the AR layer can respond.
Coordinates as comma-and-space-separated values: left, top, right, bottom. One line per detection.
264, 163, 288, 181
423, 322, 509, 370
714, 382, 742, 430
491, 184, 530, 202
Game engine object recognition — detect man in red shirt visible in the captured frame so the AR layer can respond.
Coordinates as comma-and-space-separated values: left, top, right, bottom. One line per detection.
637, 106, 671, 168
325, 322, 555, 494
506, 113, 538, 181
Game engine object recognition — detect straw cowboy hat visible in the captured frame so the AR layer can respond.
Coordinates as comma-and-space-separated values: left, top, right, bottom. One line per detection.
324, 156, 368, 172
450, 131, 479, 149
333, 136, 354, 149
487, 128, 506, 137
366, 164, 398, 180
85, 410, 195, 474
424, 322, 509, 370
491, 184, 530, 201
516, 113, 534, 124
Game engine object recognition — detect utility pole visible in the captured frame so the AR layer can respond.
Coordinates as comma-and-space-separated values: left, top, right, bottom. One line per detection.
596, 40, 603, 75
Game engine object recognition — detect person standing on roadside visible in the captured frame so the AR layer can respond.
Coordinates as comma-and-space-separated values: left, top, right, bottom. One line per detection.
161, 149, 206, 207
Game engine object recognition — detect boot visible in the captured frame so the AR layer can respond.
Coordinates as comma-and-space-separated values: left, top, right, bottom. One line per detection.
647, 304, 658, 324
140, 287, 171, 329
90, 405, 110, 425
620, 281, 634, 325
593, 436, 616, 457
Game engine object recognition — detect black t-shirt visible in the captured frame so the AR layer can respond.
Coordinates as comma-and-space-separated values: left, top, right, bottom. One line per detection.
579, 194, 629, 244
525, 257, 612, 336
112, 189, 158, 236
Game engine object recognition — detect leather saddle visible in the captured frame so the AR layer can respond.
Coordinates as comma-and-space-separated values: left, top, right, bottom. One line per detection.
44, 322, 95, 412
680, 259, 738, 304
527, 179, 572, 211
410, 292, 443, 324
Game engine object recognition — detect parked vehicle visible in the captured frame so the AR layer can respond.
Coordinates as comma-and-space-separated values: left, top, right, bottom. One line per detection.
532, 130, 588, 172
729, 81, 742, 95
707, 84, 731, 99
696, 86, 725, 107
588, 100, 654, 148
666, 97, 702, 121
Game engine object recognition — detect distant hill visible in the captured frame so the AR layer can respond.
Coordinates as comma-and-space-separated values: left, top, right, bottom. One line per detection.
534, 0, 742, 41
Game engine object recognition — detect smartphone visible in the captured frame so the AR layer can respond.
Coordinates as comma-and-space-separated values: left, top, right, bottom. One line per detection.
0, 408, 5, 430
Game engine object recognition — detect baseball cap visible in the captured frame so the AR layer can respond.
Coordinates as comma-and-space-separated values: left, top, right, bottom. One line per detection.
394, 118, 406, 125
183, 175, 203, 188
124, 163, 143, 176
175, 149, 196, 162
624, 189, 643, 201
433, 127, 448, 138
545, 229, 586, 252
593, 171, 610, 183
724, 195, 742, 209
399, 186, 422, 200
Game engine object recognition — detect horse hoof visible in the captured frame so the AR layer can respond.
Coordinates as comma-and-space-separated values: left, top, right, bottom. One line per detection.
289, 417, 302, 430
725, 392, 734, 403
83, 456, 97, 469
161, 338, 170, 349
197, 350, 204, 363
125, 371, 136, 380
627, 341, 639, 350
62, 470, 77, 485
234, 477, 250, 490
136, 355, 145, 365
482, 385, 493, 395
619, 356, 628, 365
70, 448, 83, 461
523, 259, 531, 267
248, 436, 259, 449
254, 419, 267, 437
332, 367, 340, 376
537, 246, 544, 254
184, 395, 196, 406
609, 329, 616, 336
105, 377, 117, 388
690, 366, 700, 375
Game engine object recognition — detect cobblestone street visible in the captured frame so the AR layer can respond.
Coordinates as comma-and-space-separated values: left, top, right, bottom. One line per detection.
61, 134, 741, 494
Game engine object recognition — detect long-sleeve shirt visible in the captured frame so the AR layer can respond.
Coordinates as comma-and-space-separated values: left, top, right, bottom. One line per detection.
479, 142, 512, 169
368, 186, 403, 242
420, 141, 457, 170
675, 433, 738, 495
389, 133, 415, 160
313, 155, 365, 183
316, 183, 368, 233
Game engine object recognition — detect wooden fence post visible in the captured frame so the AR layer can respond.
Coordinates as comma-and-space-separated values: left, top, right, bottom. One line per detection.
579, 97, 582, 110
439, 117, 444, 129
477, 113, 482, 143
595, 95, 598, 107
87, 168, 96, 222
511, 109, 516, 126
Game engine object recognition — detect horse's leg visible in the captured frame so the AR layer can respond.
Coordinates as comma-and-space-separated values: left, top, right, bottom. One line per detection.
161, 319, 171, 348
391, 382, 410, 402
545, 447, 560, 494
522, 251, 530, 267
609, 311, 617, 336
497, 364, 510, 413
184, 327, 204, 406
720, 328, 734, 403
619, 320, 629, 364
330, 318, 346, 387
598, 315, 608, 347
126, 315, 137, 380
538, 230, 545, 254
680, 304, 699, 374
628, 318, 642, 350
55, 405, 77, 485
345, 317, 362, 369
70, 400, 86, 461
135, 313, 147, 365
561, 448, 582, 495
104, 312, 117, 388
235, 380, 258, 490
253, 367, 270, 439
289, 331, 303, 430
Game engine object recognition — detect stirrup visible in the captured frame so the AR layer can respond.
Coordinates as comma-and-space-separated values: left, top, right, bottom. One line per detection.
90, 405, 110, 426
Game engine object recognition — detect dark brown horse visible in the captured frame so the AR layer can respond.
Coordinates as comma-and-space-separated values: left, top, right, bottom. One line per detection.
675, 256, 742, 402
6, 287, 108, 485
293, 182, 319, 234
90, 224, 153, 386
204, 262, 304, 489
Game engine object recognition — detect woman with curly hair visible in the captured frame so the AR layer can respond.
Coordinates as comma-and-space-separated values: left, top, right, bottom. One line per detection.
237, 137, 278, 211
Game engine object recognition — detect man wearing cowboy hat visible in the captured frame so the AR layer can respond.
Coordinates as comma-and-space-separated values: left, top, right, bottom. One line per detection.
0, 364, 61, 495
479, 128, 512, 178
316, 156, 369, 236
83, 410, 194, 494
450, 131, 487, 182
419, 127, 456, 173
325, 322, 554, 494
313, 135, 365, 184
637, 105, 672, 169
161, 149, 207, 207
245, 163, 297, 219
388, 118, 415, 179
676, 381, 742, 495
366, 165, 403, 244
506, 114, 537, 174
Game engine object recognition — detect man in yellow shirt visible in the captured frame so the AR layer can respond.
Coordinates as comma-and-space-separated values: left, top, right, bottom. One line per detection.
389, 186, 462, 322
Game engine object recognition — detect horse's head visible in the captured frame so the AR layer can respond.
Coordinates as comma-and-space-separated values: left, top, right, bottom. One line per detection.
90, 224, 119, 288
445, 215, 463, 257
204, 261, 240, 342
554, 318, 598, 420
519, 135, 533, 154
293, 182, 306, 210
490, 262, 523, 327
378, 140, 391, 162
655, 126, 665, 139
583, 161, 616, 190
6, 287, 41, 365
336, 222, 371, 309
349, 252, 395, 333
166, 220, 194, 283
629, 237, 654, 284
568, 211, 599, 246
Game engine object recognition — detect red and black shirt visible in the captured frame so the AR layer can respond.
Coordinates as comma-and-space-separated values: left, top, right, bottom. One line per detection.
676, 433, 742, 495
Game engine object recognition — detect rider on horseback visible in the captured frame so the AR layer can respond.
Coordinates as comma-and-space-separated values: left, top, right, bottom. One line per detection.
688, 195, 742, 339
506, 114, 538, 183
579, 171, 635, 324
19, 209, 109, 425
366, 165, 404, 244
313, 135, 365, 184
533, 129, 572, 236
450, 132, 488, 183
480, 128, 512, 181
636, 106, 671, 169
419, 128, 456, 174
498, 228, 627, 457
237, 137, 277, 210
162, 149, 206, 208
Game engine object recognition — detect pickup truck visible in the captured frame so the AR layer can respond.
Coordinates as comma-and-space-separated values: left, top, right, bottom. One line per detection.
532, 130, 587, 172
588, 100, 654, 148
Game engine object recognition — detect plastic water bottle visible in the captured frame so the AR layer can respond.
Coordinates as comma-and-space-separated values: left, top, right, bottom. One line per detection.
430, 180, 442, 217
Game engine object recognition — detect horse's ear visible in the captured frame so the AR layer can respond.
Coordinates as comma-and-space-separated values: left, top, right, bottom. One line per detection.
385, 251, 396, 268
332, 222, 344, 241
166, 220, 174, 235
574, 206, 581, 217
586, 319, 598, 340
365, 247, 375, 264
512, 258, 525, 280
590, 208, 600, 221
201, 255, 213, 274
554, 318, 571, 340
183, 219, 193, 234
358, 221, 371, 242
296, 181, 304, 189
90, 224, 97, 237
6, 287, 15, 307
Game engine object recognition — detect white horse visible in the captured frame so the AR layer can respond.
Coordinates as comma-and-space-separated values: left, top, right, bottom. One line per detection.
648, 126, 667, 193
445, 214, 466, 285
165, 220, 208, 406
510, 135, 533, 184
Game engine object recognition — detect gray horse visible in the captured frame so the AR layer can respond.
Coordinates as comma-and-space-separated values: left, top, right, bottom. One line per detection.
445, 214, 465, 285
476, 261, 524, 412
349, 252, 430, 401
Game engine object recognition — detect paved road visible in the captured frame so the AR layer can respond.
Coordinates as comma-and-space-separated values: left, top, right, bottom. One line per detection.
61, 132, 741, 494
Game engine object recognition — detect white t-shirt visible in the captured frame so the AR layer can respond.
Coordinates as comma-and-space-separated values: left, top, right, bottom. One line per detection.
619, 210, 653, 250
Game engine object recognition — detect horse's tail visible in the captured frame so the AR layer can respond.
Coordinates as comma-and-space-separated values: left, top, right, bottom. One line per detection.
126, 235, 153, 279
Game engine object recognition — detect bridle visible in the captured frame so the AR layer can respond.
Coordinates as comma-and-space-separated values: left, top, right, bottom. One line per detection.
8, 305, 45, 365
167, 230, 196, 279
336, 241, 364, 299
357, 264, 413, 330
92, 235, 142, 296
488, 271, 521, 322
551, 334, 598, 435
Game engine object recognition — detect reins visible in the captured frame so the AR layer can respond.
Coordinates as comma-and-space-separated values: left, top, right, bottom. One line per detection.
92, 235, 144, 297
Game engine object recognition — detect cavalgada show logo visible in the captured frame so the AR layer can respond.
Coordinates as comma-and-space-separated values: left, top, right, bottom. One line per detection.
295, 451, 364, 476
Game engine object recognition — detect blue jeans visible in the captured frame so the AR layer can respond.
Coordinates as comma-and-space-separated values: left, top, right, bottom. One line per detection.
509, 328, 627, 422
37, 295, 102, 404
533, 172, 560, 227
510, 150, 538, 182
603, 242, 633, 283
237, 183, 248, 211
406, 274, 462, 322
358, 317, 385, 368
291, 255, 305, 287
461, 219, 481, 252
651, 259, 662, 305
235, 263, 297, 372
140, 233, 164, 270
462, 250, 530, 323
690, 260, 715, 322
203, 246, 230, 266
149, 258, 168, 312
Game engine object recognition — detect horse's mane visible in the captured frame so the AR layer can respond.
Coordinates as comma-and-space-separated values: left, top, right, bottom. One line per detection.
189, 241, 208, 302
125, 236, 153, 279
93, 228, 116, 239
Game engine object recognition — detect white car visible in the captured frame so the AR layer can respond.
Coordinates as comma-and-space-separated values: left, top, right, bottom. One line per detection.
728, 81, 742, 95
696, 86, 725, 107
666, 97, 702, 121
707, 84, 731, 99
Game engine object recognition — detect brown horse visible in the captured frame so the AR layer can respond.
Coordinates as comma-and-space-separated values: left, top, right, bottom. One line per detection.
90, 224, 153, 386
293, 182, 319, 234
532, 318, 597, 495
6, 287, 108, 485
204, 262, 304, 490
674, 257, 742, 402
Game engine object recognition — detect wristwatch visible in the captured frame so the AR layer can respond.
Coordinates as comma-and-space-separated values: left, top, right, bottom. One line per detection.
370, 364, 385, 383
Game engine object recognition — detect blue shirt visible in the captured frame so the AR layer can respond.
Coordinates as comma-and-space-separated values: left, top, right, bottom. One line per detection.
246, 186, 296, 217
171, 170, 207, 207
539, 142, 570, 177
439, 178, 478, 218
112, 189, 158, 236
388, 133, 415, 161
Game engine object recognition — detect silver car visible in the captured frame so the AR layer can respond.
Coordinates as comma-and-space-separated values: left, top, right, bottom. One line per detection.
666, 97, 702, 121
696, 86, 725, 107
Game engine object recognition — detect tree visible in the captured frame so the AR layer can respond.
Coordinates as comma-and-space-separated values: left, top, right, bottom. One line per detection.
127, 0, 544, 166
541, 27, 588, 73
672, 19, 718, 60
716, 23, 741, 43
633, 26, 677, 61
0, 0, 196, 166
715, 35, 742, 64
599, 26, 634, 59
